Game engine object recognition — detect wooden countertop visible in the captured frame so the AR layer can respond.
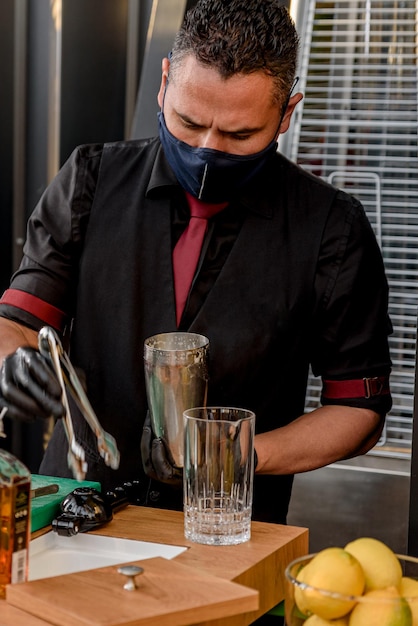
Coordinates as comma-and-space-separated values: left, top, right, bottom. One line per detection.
4, 506, 308, 626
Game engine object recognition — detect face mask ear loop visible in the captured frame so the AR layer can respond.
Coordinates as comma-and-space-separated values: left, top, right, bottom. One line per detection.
275, 76, 300, 137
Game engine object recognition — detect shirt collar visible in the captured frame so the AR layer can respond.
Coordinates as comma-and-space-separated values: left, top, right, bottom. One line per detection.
146, 143, 180, 195
239, 154, 284, 218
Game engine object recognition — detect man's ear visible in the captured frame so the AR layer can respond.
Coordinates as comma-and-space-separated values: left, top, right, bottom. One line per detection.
157, 57, 170, 108
278, 92, 303, 134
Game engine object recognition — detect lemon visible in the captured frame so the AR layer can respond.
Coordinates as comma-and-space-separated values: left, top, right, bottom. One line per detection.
349, 587, 412, 626
305, 614, 349, 625
294, 562, 310, 617
294, 547, 365, 620
400, 577, 418, 626
344, 537, 402, 591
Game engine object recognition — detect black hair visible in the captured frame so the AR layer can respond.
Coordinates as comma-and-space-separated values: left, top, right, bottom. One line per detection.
171, 0, 299, 105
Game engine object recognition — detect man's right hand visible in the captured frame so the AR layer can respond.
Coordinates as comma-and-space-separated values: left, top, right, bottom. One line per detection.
0, 346, 65, 422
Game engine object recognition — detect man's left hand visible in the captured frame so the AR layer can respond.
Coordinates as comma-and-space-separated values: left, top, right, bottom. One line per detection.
140, 412, 183, 487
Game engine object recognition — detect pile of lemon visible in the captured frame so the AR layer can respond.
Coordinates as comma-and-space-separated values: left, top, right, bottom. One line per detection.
293, 537, 418, 625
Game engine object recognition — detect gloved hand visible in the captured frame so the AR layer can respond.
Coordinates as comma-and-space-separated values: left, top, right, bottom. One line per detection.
0, 346, 65, 422
140, 411, 182, 487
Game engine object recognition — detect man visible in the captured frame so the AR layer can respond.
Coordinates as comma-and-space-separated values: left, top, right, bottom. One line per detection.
0, 0, 391, 525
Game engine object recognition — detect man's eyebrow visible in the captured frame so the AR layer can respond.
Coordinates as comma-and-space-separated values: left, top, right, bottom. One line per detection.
177, 112, 205, 127
176, 111, 264, 135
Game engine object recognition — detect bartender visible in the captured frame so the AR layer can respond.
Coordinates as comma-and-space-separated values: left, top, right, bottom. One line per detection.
0, 0, 392, 525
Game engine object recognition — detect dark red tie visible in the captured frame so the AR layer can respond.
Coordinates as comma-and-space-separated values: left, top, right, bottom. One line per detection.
173, 192, 227, 325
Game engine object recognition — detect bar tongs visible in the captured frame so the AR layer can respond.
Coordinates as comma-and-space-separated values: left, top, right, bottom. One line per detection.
38, 326, 120, 481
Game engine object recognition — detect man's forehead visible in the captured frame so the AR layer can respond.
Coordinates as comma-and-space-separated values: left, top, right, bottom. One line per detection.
168, 54, 278, 102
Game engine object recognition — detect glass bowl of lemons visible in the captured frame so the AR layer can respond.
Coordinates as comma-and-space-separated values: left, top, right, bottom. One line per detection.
285, 537, 418, 626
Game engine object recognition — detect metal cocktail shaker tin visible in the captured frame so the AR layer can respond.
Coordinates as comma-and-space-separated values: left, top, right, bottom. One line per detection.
144, 332, 209, 468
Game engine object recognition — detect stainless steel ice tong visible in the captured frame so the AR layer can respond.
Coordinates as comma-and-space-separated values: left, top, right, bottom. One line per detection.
38, 326, 120, 481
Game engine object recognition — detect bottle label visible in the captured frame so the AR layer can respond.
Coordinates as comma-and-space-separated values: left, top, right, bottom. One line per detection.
10, 482, 30, 584
11, 549, 28, 584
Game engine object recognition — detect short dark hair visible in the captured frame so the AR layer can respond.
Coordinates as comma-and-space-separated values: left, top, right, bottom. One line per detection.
170, 0, 299, 105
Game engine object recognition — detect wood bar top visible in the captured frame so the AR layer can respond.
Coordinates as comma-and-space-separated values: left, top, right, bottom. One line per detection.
0, 603, 52, 626
3, 506, 308, 626
92, 505, 308, 618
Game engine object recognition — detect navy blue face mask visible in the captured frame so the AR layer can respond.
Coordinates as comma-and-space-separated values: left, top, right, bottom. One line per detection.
158, 111, 278, 203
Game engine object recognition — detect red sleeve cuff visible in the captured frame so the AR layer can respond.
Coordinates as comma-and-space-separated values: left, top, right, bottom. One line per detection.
322, 376, 390, 400
0, 289, 67, 331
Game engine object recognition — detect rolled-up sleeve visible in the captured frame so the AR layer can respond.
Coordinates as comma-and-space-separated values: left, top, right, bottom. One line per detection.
0, 143, 103, 331
312, 191, 393, 414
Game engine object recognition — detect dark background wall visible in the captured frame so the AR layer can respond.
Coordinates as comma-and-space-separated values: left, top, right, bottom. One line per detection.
0, 0, 14, 292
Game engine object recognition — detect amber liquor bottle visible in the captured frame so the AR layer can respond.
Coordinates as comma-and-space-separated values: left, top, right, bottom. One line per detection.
0, 448, 31, 598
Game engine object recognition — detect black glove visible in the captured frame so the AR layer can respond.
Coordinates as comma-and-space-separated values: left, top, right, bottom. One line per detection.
140, 411, 182, 487
0, 346, 65, 422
